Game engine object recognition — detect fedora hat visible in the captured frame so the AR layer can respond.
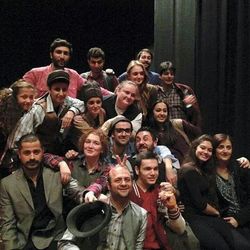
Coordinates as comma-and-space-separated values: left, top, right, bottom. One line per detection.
66, 201, 112, 238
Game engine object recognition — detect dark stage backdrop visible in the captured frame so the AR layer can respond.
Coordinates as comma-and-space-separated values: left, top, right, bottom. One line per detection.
1, 0, 154, 85
154, 0, 250, 158
1, 1, 250, 157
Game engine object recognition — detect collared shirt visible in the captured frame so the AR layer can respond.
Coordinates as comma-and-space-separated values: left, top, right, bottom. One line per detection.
162, 84, 187, 120
23, 166, 54, 233
81, 70, 119, 92
106, 139, 135, 165
8, 93, 84, 149
57, 200, 147, 250
23, 64, 85, 98
134, 184, 161, 249
104, 202, 129, 250
154, 145, 180, 169
70, 157, 109, 187
43, 153, 114, 189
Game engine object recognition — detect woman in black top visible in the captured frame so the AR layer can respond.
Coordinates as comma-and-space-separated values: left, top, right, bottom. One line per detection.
145, 99, 201, 164
213, 133, 250, 242
178, 134, 250, 250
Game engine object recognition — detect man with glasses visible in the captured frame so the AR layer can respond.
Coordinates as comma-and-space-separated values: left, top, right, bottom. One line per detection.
105, 116, 135, 168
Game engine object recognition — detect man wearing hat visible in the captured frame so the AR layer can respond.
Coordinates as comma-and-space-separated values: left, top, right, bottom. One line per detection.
9, 70, 84, 156
102, 115, 135, 167
58, 166, 147, 250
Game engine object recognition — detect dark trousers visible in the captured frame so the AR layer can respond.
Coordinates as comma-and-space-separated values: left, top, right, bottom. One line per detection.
188, 215, 250, 250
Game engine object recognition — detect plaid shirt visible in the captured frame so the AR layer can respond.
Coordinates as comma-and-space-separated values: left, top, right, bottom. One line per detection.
58, 200, 147, 250
44, 153, 114, 188
162, 84, 187, 120
160, 82, 202, 127
104, 203, 129, 250
81, 70, 119, 92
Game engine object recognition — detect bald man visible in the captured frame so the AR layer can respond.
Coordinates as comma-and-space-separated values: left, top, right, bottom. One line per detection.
58, 167, 147, 250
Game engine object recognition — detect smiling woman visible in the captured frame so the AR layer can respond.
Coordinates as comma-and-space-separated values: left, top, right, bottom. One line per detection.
144, 99, 201, 163
213, 134, 250, 245
126, 60, 160, 119
0, 79, 36, 178
178, 134, 250, 249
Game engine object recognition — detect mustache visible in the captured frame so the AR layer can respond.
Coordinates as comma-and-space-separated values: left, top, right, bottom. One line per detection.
26, 160, 40, 165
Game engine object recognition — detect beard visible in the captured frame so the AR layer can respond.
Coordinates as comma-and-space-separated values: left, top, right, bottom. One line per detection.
52, 58, 67, 69
137, 144, 154, 153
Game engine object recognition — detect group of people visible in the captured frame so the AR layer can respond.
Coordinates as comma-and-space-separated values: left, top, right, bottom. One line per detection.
0, 38, 249, 250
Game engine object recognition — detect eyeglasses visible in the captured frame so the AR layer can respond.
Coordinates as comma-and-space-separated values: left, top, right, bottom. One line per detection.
114, 128, 132, 133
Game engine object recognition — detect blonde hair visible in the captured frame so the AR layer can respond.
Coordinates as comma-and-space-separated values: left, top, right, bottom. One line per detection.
10, 79, 35, 99
126, 60, 149, 85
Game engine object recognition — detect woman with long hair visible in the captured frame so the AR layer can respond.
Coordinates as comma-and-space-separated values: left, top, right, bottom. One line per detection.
145, 98, 201, 163
0, 79, 36, 177
178, 134, 250, 249
213, 133, 250, 242
126, 60, 161, 119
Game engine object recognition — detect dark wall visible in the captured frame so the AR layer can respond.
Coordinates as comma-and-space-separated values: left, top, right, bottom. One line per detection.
1, 0, 154, 86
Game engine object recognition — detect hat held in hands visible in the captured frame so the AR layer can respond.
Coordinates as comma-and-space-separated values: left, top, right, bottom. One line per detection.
66, 201, 112, 238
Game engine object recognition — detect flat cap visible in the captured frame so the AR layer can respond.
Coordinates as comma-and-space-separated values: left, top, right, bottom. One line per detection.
47, 70, 69, 87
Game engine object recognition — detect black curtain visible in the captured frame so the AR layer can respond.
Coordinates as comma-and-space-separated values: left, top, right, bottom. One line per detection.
196, 0, 250, 157
1, 0, 154, 86
154, 0, 250, 157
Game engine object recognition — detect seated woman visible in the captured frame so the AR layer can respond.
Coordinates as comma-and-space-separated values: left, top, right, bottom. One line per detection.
145, 99, 201, 164
0, 79, 36, 178
45, 128, 112, 187
69, 81, 106, 148
44, 128, 113, 213
213, 133, 250, 242
126, 60, 161, 120
178, 134, 250, 250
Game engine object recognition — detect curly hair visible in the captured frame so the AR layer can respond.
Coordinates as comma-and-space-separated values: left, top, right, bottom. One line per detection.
78, 128, 108, 158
